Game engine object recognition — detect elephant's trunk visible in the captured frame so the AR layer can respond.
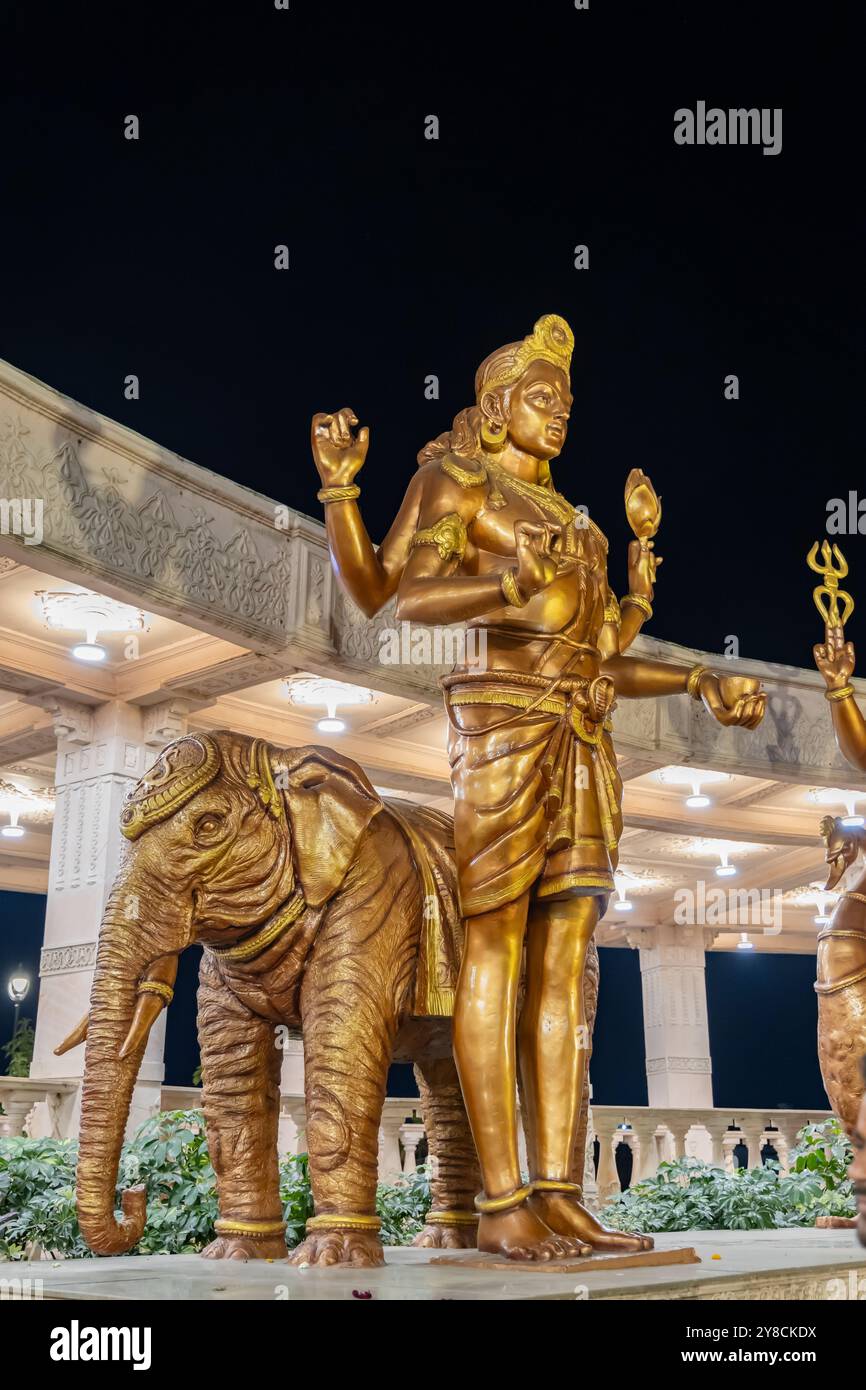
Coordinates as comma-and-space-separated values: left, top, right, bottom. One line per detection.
76, 889, 179, 1256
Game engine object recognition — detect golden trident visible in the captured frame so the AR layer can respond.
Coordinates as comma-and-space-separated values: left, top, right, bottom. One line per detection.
807, 540, 855, 628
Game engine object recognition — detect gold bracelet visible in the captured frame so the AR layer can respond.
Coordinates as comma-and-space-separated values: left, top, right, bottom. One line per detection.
500, 568, 528, 608
137, 981, 174, 1006
686, 664, 710, 701
826, 684, 855, 702
317, 484, 361, 504
621, 593, 653, 620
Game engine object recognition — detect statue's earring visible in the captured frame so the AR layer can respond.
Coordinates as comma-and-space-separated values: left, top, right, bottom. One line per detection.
480, 417, 508, 452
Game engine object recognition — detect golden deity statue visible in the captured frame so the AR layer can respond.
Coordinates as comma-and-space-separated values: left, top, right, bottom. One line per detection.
314, 314, 766, 1261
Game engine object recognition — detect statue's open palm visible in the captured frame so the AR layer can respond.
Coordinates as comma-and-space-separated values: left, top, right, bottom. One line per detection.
311, 407, 369, 487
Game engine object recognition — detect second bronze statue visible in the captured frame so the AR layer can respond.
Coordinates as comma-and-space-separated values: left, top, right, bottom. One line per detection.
314, 313, 766, 1260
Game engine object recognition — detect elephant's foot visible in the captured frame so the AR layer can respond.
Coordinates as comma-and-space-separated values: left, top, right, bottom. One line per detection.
477, 1205, 591, 1261
529, 1190, 654, 1252
288, 1230, 385, 1268
201, 1233, 289, 1262
412, 1212, 478, 1250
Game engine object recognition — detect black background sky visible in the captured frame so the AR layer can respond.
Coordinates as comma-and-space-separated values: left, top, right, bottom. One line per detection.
0, 2, 860, 1107
2, 0, 864, 669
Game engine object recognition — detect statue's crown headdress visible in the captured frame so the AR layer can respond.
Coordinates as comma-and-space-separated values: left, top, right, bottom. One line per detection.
477, 314, 574, 398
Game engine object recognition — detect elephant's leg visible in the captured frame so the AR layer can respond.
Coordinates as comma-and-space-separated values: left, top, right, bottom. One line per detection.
287, 968, 396, 1269
411, 1053, 480, 1250
197, 955, 287, 1262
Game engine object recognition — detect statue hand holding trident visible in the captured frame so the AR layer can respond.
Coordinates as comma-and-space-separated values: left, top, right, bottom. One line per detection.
809, 540, 866, 770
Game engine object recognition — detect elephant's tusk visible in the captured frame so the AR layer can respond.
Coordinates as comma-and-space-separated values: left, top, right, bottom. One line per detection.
118, 955, 178, 1061
54, 1012, 89, 1055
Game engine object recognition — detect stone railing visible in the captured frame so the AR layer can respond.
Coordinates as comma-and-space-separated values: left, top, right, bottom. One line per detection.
0, 1077, 78, 1138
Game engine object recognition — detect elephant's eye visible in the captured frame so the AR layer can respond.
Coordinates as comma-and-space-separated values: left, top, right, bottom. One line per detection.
194, 813, 224, 842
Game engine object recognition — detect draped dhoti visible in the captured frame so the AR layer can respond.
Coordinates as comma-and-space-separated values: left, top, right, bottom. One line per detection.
444, 670, 623, 918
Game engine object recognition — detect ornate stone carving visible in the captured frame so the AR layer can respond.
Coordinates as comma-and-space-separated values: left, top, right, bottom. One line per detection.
40, 941, 98, 976
142, 700, 191, 750
646, 1056, 712, 1074
35, 696, 94, 745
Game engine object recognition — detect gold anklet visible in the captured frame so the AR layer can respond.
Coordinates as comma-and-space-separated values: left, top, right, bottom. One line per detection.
531, 1179, 583, 1197
474, 1183, 533, 1214
214, 1217, 287, 1238
306, 1212, 381, 1232
424, 1209, 480, 1226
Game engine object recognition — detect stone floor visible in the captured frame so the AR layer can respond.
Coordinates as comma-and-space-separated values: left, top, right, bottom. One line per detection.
4, 1229, 866, 1300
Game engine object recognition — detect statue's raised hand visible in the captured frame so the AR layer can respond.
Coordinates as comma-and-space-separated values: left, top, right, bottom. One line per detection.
814, 623, 855, 691
311, 407, 369, 488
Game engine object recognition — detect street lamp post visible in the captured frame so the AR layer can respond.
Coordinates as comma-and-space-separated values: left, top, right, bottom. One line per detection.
7, 965, 31, 1035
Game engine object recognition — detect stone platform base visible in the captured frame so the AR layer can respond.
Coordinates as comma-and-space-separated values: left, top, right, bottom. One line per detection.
6, 1229, 866, 1301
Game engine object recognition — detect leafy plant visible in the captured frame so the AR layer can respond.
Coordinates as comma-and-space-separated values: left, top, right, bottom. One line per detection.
601, 1119, 856, 1233
2, 1018, 35, 1077
0, 1110, 433, 1259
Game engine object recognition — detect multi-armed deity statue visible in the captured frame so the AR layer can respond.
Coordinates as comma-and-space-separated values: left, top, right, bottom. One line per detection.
313, 313, 765, 1260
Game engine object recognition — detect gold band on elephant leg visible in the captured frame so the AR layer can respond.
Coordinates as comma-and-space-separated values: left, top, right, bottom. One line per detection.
214, 1217, 287, 1238
424, 1209, 480, 1226
306, 1213, 382, 1232
474, 1183, 533, 1214
531, 1179, 583, 1198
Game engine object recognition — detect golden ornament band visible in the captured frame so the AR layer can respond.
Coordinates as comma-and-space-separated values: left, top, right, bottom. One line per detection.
423, 1209, 480, 1226
500, 567, 528, 608
317, 484, 361, 504
306, 1212, 382, 1232
214, 1217, 287, 1237
137, 981, 174, 1005
474, 1183, 534, 1214
826, 684, 855, 702
844, 892, 866, 906
531, 1178, 583, 1197
411, 512, 468, 563
621, 592, 653, 620
686, 664, 710, 700
208, 888, 306, 962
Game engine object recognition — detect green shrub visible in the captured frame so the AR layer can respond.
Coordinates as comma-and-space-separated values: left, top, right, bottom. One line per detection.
600, 1118, 855, 1233
0, 1109, 432, 1259
2, 1018, 35, 1078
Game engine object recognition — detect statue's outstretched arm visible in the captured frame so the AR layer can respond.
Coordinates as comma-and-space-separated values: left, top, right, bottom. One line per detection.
312, 408, 422, 618
603, 648, 765, 730
814, 623, 866, 771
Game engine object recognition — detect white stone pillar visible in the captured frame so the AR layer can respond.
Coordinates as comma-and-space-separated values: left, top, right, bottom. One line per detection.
378, 1103, 405, 1181
595, 1116, 620, 1200
399, 1121, 425, 1174
741, 1123, 766, 1171
632, 1120, 660, 1182
29, 698, 188, 1139
631, 923, 714, 1108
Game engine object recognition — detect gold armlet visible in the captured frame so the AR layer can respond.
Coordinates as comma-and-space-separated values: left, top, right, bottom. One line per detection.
474, 1183, 534, 1215
317, 484, 361, 504
410, 512, 467, 563
686, 664, 710, 701
620, 593, 653, 621
826, 684, 856, 702
137, 981, 174, 1006
214, 1217, 287, 1238
500, 568, 529, 608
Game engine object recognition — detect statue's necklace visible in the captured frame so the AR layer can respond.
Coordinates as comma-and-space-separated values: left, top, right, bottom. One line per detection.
483, 458, 574, 528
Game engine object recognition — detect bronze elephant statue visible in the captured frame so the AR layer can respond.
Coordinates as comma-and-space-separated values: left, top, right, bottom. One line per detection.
58, 730, 597, 1266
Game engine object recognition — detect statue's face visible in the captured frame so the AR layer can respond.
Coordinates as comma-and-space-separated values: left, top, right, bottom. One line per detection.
849, 1090, 866, 1245
505, 361, 572, 461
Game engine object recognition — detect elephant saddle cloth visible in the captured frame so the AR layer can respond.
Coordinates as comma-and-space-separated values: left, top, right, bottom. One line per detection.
383, 798, 464, 1017
443, 669, 623, 918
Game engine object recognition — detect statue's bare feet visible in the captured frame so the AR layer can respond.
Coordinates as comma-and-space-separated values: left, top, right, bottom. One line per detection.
201, 1234, 288, 1261
413, 1217, 478, 1250
530, 1191, 653, 1251
287, 1230, 385, 1267
478, 1205, 592, 1261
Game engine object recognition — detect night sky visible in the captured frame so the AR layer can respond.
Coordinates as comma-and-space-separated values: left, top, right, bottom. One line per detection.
0, 2, 860, 1106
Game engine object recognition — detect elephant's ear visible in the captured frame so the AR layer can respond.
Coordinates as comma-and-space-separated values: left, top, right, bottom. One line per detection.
276, 746, 382, 907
